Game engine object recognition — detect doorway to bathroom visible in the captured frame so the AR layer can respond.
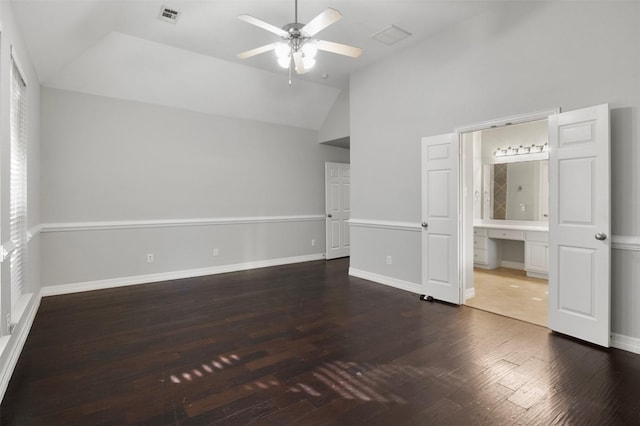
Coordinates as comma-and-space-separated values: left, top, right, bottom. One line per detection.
462, 119, 549, 326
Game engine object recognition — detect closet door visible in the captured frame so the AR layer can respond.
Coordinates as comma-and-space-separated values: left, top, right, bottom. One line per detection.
548, 104, 610, 347
421, 133, 461, 304
325, 162, 350, 260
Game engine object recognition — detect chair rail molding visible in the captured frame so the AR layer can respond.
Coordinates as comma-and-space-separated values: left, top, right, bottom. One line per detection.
611, 235, 640, 251
348, 218, 421, 232
41, 215, 325, 233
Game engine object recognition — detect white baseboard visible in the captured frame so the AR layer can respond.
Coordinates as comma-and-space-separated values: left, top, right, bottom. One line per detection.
349, 267, 422, 295
526, 271, 548, 280
0, 291, 41, 402
42, 254, 325, 297
611, 333, 640, 354
500, 261, 524, 270
464, 287, 476, 301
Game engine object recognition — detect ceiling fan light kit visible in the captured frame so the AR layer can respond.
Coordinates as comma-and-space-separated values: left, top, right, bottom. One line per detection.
274, 39, 317, 71
237, 0, 361, 83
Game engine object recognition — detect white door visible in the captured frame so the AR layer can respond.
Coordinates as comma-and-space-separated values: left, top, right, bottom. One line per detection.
548, 104, 610, 347
325, 162, 350, 260
421, 134, 461, 304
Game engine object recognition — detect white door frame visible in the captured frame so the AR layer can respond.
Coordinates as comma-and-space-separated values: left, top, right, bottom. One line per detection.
455, 108, 559, 300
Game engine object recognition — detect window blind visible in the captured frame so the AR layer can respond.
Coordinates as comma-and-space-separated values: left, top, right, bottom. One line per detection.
10, 58, 27, 310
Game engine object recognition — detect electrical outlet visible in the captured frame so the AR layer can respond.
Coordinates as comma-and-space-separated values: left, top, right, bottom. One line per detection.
311, 239, 316, 246
213, 248, 219, 257
386, 255, 392, 265
147, 253, 154, 263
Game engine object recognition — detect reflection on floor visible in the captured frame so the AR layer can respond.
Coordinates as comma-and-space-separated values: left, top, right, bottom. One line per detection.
466, 267, 548, 327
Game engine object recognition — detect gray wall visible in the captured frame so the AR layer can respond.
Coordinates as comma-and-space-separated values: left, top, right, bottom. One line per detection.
350, 2, 640, 341
40, 88, 349, 286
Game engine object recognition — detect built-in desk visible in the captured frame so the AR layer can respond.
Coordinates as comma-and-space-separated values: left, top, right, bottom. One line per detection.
473, 223, 549, 279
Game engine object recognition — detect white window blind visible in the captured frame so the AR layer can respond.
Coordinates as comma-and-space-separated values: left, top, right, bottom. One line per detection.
10, 58, 27, 310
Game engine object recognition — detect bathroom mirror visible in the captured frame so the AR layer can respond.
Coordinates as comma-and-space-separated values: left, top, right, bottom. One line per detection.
471, 119, 549, 223
485, 160, 549, 221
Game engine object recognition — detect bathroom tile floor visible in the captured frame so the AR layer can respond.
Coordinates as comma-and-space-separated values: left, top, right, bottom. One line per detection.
466, 267, 548, 327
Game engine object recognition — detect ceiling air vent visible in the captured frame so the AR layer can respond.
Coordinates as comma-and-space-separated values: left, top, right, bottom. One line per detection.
158, 6, 181, 24
371, 25, 412, 46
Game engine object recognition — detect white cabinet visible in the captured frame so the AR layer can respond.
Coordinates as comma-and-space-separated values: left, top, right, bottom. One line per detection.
473, 228, 499, 269
474, 226, 548, 279
487, 229, 525, 241
525, 231, 549, 278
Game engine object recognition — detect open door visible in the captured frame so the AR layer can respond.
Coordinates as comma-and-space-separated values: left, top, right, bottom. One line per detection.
548, 104, 610, 347
325, 162, 350, 260
421, 134, 461, 304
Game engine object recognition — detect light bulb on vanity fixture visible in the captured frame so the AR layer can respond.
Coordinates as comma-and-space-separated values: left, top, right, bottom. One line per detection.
493, 142, 549, 164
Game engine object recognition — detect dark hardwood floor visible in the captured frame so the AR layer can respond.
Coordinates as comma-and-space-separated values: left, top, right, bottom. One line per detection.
2, 258, 639, 425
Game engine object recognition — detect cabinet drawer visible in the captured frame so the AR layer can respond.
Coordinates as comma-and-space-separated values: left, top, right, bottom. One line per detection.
488, 229, 525, 241
473, 248, 488, 264
526, 231, 549, 242
473, 228, 487, 236
473, 236, 488, 249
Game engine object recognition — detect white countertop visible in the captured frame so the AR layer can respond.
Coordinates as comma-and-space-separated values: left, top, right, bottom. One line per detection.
474, 221, 549, 232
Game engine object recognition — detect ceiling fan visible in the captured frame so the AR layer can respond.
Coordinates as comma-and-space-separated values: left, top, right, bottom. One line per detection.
237, 0, 362, 79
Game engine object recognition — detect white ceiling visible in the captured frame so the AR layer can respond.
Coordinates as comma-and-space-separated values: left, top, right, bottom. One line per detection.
11, 0, 499, 130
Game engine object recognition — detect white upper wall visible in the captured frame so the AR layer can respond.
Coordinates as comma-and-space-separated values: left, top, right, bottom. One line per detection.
351, 1, 640, 236
318, 88, 350, 143
43, 32, 341, 131
11, 0, 509, 131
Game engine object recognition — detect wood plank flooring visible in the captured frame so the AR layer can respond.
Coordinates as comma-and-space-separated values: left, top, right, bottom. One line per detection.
2, 258, 639, 425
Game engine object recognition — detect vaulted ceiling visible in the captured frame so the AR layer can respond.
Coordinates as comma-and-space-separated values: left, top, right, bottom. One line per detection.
11, 0, 499, 130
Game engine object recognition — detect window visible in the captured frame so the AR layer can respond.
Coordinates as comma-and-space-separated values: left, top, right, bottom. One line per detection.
10, 57, 27, 314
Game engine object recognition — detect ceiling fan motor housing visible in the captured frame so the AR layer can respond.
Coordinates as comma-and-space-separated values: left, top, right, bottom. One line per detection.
282, 22, 311, 55
283, 22, 305, 36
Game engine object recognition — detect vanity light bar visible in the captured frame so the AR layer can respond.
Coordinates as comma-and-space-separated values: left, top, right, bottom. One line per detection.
495, 143, 548, 157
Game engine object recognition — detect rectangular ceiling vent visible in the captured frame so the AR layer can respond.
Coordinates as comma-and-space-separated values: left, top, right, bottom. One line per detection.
371, 25, 412, 46
158, 6, 181, 24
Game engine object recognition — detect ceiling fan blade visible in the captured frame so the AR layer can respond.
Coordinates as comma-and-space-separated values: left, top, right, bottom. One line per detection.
316, 40, 362, 58
238, 14, 288, 38
300, 7, 342, 37
237, 43, 279, 59
293, 51, 308, 74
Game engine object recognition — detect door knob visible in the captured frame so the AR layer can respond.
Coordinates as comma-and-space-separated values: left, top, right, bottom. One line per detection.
595, 232, 607, 241
327, 214, 332, 218
421, 222, 428, 228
